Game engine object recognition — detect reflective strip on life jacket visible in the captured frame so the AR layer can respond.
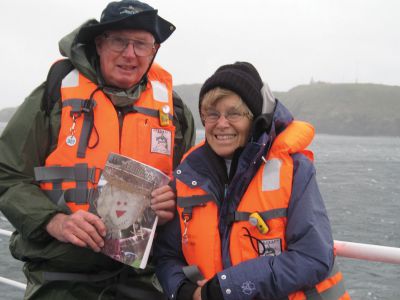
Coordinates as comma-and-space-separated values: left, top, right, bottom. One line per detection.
262, 158, 282, 191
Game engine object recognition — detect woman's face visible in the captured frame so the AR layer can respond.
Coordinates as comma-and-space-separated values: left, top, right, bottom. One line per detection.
203, 94, 252, 158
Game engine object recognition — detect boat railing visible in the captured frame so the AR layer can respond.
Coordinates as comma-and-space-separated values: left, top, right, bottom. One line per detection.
1, 228, 400, 291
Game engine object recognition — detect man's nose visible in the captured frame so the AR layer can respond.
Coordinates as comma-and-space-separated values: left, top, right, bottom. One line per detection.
122, 42, 137, 57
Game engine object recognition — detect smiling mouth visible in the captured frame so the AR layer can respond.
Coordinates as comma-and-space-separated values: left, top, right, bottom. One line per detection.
118, 65, 136, 71
215, 134, 236, 141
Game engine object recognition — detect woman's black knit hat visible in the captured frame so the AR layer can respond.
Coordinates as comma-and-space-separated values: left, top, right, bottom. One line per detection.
199, 62, 264, 118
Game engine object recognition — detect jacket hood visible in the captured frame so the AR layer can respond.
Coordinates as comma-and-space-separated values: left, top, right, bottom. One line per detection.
58, 20, 102, 85
251, 99, 294, 141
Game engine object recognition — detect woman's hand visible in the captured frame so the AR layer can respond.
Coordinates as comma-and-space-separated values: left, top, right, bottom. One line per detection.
193, 279, 208, 300
151, 184, 176, 225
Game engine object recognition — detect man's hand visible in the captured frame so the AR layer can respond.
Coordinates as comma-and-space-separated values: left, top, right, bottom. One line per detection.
150, 184, 176, 225
46, 211, 106, 252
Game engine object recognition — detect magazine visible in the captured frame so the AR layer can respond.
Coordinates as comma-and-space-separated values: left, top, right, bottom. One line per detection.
95, 153, 170, 269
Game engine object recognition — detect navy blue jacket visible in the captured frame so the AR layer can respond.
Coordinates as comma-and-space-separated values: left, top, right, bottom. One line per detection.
154, 101, 334, 300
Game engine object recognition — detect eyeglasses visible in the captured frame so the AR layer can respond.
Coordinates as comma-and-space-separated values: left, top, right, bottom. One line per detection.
102, 34, 156, 57
202, 109, 251, 124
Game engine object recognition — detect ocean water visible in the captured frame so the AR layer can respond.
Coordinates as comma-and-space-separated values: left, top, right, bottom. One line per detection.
0, 125, 399, 299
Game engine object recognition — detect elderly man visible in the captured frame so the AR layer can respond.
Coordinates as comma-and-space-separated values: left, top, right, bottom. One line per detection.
0, 0, 195, 299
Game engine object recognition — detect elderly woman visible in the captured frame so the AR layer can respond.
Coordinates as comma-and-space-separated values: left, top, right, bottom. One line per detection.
154, 62, 350, 300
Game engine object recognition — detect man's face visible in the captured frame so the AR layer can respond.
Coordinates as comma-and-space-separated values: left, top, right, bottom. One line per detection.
96, 29, 158, 89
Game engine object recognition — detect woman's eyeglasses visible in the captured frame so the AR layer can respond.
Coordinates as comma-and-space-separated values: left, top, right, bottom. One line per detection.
202, 109, 251, 124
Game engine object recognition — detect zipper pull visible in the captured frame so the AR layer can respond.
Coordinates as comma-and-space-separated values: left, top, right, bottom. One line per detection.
182, 215, 190, 244
66, 114, 78, 146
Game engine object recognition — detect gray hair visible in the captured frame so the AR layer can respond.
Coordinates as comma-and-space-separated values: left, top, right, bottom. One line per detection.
200, 87, 254, 119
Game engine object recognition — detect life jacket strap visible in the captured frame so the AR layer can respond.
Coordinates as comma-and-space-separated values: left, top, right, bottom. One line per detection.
43, 188, 98, 214
177, 195, 214, 220
304, 289, 324, 300
62, 98, 96, 158
303, 260, 347, 300
120, 105, 173, 120
42, 267, 165, 299
42, 266, 125, 282
34, 164, 99, 183
226, 208, 288, 224
62, 99, 97, 117
35, 163, 100, 213
77, 106, 94, 158
43, 189, 72, 214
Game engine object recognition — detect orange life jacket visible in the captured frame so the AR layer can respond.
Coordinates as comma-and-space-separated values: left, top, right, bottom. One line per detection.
34, 63, 175, 213
176, 121, 350, 300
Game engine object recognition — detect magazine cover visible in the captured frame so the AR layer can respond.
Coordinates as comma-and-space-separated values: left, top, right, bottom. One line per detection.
95, 153, 170, 269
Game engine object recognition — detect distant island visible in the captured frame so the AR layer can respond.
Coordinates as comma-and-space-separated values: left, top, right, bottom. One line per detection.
1, 82, 399, 137
175, 82, 400, 137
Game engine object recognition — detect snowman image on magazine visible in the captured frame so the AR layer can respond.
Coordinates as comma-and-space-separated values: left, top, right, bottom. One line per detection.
97, 183, 148, 233
96, 181, 152, 265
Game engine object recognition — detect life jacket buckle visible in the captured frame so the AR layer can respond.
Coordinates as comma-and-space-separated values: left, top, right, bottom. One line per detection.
81, 99, 94, 113
159, 105, 170, 127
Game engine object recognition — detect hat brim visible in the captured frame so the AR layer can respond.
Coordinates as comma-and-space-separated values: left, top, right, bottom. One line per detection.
77, 10, 175, 44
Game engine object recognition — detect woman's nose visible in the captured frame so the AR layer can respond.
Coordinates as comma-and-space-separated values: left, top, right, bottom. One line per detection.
215, 114, 230, 126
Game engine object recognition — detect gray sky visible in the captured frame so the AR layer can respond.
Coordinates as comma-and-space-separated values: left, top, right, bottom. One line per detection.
1, 0, 399, 109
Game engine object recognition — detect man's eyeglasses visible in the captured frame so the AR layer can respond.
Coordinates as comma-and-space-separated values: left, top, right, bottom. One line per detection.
102, 34, 156, 57
202, 109, 251, 124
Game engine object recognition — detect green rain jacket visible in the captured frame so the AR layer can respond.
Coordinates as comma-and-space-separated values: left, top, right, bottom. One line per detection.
0, 20, 195, 298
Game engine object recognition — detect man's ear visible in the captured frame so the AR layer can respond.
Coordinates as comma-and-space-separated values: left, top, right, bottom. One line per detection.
94, 36, 103, 55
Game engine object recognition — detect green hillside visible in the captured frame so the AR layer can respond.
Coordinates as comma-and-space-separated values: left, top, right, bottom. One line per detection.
275, 82, 400, 136
1, 82, 399, 136
175, 82, 400, 136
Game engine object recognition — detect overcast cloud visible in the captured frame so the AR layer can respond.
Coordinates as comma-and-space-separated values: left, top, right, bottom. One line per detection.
0, 0, 399, 109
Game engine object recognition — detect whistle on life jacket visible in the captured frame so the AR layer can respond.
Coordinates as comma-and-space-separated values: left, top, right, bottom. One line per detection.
159, 105, 170, 126
249, 212, 269, 234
